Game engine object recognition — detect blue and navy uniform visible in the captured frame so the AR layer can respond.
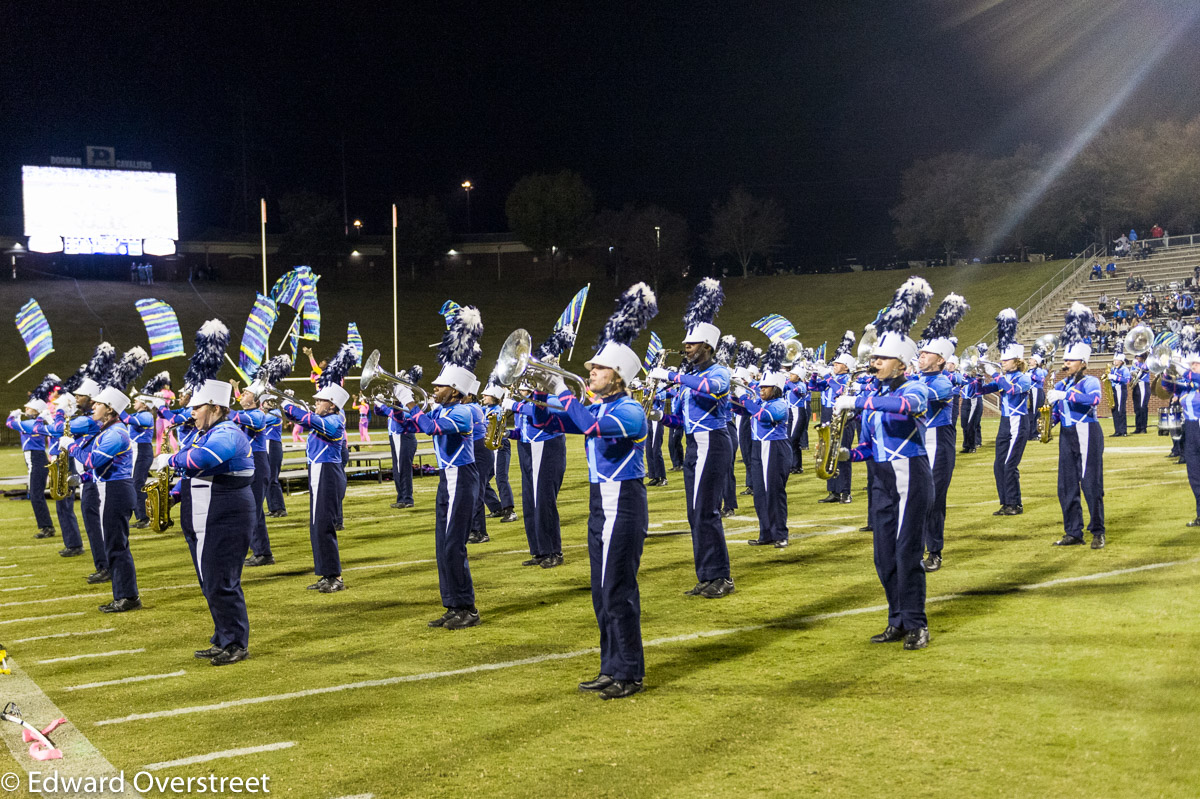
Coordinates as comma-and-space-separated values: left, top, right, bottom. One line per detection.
231, 407, 272, 559
1165, 369, 1200, 520
410, 401, 478, 611
813, 370, 855, 496
480, 403, 515, 514
786, 376, 810, 471
511, 403, 566, 559
32, 415, 83, 550
1132, 359, 1151, 433
848, 377, 933, 632
52, 409, 107, 573
645, 387, 668, 483
263, 408, 286, 513
959, 373, 983, 451
170, 419, 255, 649
1108, 364, 1130, 436
378, 400, 418, 506
917, 370, 957, 556
721, 391, 740, 514
121, 409, 156, 525
662, 360, 733, 586
740, 389, 792, 544
1027, 365, 1048, 440
467, 402, 492, 537
70, 420, 138, 603
282, 402, 346, 579
981, 369, 1033, 509
534, 389, 649, 682
1050, 373, 1105, 542
7, 413, 54, 531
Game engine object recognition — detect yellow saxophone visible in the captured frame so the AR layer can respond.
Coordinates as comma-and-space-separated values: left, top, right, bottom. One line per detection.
484, 409, 512, 451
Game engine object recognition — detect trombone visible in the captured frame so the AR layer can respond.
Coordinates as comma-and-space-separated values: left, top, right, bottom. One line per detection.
493, 329, 588, 406
360, 349, 429, 410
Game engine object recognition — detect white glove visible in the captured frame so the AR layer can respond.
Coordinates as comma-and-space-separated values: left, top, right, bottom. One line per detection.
8, 409, 19, 419
39, 409, 53, 422
816, 364, 831, 377
647, 367, 670, 382
733, 384, 748, 399
837, 447, 851, 462
833, 395, 858, 415
151, 453, 172, 472
1046, 389, 1067, 403
392, 385, 415, 406
546, 374, 568, 396
501, 397, 518, 413
59, 435, 73, 449
983, 363, 999, 377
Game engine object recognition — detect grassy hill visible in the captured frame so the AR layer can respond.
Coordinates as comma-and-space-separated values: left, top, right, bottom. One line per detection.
0, 260, 1063, 413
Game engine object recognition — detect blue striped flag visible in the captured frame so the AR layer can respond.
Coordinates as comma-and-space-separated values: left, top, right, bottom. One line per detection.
439, 300, 461, 329
270, 266, 321, 340
134, 299, 185, 362
556, 285, 590, 332
15, 299, 53, 366
1155, 331, 1179, 349
751, 313, 798, 342
238, 294, 278, 376
815, 342, 826, 362
347, 322, 363, 367
642, 331, 663, 372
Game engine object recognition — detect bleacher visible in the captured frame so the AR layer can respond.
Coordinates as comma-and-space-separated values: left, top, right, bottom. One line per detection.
276, 436, 438, 494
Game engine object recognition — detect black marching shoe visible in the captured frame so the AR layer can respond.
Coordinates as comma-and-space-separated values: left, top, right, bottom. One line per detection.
86, 569, 111, 584
486, 508, 504, 518
720, 508, 735, 518
134, 519, 150, 529
318, 576, 346, 593
921, 552, 942, 572
699, 578, 735, 599
774, 538, 790, 549
684, 581, 710, 596
646, 477, 660, 486
1052, 535, 1084, 546
428, 609, 456, 628
273, 509, 289, 517
59, 546, 84, 557
335, 523, 344, 531
1012, 504, 1024, 514
211, 646, 249, 666
992, 505, 1011, 516
599, 679, 643, 700
747, 538, 771, 546
870, 626, 906, 643
100, 596, 141, 613
34, 527, 55, 539
443, 608, 481, 630
194, 645, 223, 659
903, 627, 930, 650
838, 492, 852, 504
740, 487, 754, 496
818, 492, 839, 503
540, 553, 564, 569
578, 673, 615, 692
467, 530, 490, 544
656, 478, 668, 487
859, 525, 873, 532
522, 555, 547, 567
1187, 518, 1200, 527
1091, 533, 1106, 549
245, 554, 275, 567
500, 509, 518, 523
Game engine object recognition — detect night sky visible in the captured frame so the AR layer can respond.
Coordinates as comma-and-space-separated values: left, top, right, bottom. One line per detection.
3, 1, 1199, 259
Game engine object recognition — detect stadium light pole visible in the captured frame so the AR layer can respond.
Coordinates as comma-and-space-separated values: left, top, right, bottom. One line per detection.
392, 202, 399, 373
260, 198, 268, 295
462, 181, 473, 233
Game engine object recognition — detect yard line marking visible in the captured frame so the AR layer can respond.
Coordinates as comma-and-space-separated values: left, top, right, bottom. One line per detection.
0, 583, 195, 608
0, 573, 33, 579
65, 670, 187, 692
13, 627, 114, 644
38, 648, 145, 664
1, 585, 45, 591
0, 610, 86, 626
141, 741, 296, 771
92, 558, 1197, 727
343, 545, 589, 573
0, 563, 18, 568
330, 794, 374, 799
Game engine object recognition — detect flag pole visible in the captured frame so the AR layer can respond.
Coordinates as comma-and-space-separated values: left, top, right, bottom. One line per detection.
392, 202, 399, 374
567, 283, 590, 362
224, 353, 249, 384
6, 362, 36, 385
260, 199, 268, 296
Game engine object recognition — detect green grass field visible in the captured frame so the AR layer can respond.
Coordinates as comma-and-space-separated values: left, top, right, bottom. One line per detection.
0, 418, 1197, 798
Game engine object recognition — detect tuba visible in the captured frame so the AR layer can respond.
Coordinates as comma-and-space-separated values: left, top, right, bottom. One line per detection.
361, 350, 429, 409
493, 329, 588, 405
1124, 324, 1153, 357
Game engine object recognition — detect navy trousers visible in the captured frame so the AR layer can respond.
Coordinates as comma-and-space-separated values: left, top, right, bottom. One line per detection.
389, 431, 417, 504
871, 457, 932, 630
131, 442, 153, 523
96, 479, 138, 601
923, 423, 957, 554
994, 415, 1028, 507
1111, 385, 1128, 436
266, 438, 286, 513
80, 479, 108, 572
250, 450, 272, 557
668, 426, 685, 469
1185, 420, 1200, 519
588, 479, 648, 682
472, 438, 493, 534
56, 488, 82, 550
517, 437, 566, 557
182, 475, 253, 649
483, 441, 514, 512
25, 450, 53, 529
971, 398, 983, 446
788, 403, 809, 470
435, 463, 479, 609
1133, 381, 1150, 433
951, 393, 961, 427
723, 420, 739, 511
738, 414, 753, 486
683, 428, 733, 582
646, 419, 667, 481
1026, 388, 1045, 440
865, 459, 876, 529
749, 438, 792, 542
1058, 423, 1105, 541
308, 460, 346, 577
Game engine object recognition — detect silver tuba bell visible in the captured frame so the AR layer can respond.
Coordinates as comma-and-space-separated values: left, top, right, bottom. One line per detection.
494, 329, 588, 403
1124, 324, 1154, 356
361, 349, 429, 408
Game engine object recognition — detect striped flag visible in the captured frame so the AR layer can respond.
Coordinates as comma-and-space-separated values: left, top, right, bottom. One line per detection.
642, 331, 663, 372
134, 299, 185, 362
439, 300, 461, 329
751, 313, 798, 342
284, 315, 300, 361
15, 299, 53, 366
347, 322, 363, 366
556, 285, 589, 331
815, 342, 827, 362
1155, 330, 1179, 349
237, 294, 278, 377
270, 266, 320, 340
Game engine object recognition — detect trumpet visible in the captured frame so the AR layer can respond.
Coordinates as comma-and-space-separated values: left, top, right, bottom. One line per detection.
361, 350, 429, 409
642, 348, 683, 421
484, 409, 512, 451
245, 377, 313, 414
493, 329, 588, 406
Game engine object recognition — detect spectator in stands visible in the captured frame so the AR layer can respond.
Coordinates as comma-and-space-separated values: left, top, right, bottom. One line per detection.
1090, 263, 1102, 280
1136, 274, 1146, 291
1106, 261, 1117, 277
1116, 316, 1130, 340
1130, 228, 1138, 246
1097, 315, 1111, 353
1099, 293, 1108, 312
1185, 292, 1196, 316
1126, 275, 1135, 292
1114, 234, 1130, 257
1134, 300, 1147, 320
1151, 223, 1164, 239
1194, 265, 1199, 286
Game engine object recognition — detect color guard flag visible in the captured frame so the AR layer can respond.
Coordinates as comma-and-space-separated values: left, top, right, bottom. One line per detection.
642, 331, 663, 372
751, 313, 798, 343
270, 266, 321, 340
134, 299, 185, 362
439, 300, 461, 329
347, 322, 363, 366
15, 299, 53, 366
556, 285, 590, 332
238, 294, 278, 376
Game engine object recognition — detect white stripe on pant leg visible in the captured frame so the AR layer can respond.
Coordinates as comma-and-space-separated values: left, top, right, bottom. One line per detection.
599, 481, 620, 587
924, 426, 937, 470
96, 481, 107, 545
445, 465, 459, 524
693, 431, 710, 507
894, 459, 910, 540
760, 437, 771, 492
24, 451, 31, 477
1078, 422, 1090, 480
192, 477, 212, 581
1006, 416, 1020, 463
310, 463, 323, 520
530, 441, 544, 509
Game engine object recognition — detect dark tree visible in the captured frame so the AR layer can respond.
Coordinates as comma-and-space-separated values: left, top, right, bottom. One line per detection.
277, 191, 343, 265
505, 170, 594, 279
393, 196, 451, 280
706, 188, 786, 278
594, 204, 689, 293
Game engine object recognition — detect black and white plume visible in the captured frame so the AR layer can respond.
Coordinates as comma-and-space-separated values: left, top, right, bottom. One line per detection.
83, 342, 116, 384
763, 341, 786, 374
107, 347, 149, 391
598, 283, 657, 348
878, 276, 934, 338
1058, 302, 1095, 349
996, 308, 1019, 353
405, 365, 424, 384
978, 342, 990, 357
716, 334, 738, 366
682, 278, 724, 330
535, 324, 575, 361
183, 320, 230, 394
834, 330, 856, 359
255, 355, 294, 388
1181, 325, 1197, 357
140, 371, 171, 396
735, 340, 756, 369
317, 344, 357, 390
63, 364, 87, 394
31, 374, 60, 403
920, 293, 970, 342
437, 305, 484, 370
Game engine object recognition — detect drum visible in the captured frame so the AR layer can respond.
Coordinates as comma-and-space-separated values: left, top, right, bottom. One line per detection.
1159, 409, 1181, 436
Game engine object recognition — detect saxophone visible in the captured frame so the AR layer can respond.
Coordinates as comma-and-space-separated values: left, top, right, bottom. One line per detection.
144, 466, 174, 532
483, 409, 512, 451
1037, 401, 1053, 444
815, 375, 859, 480
46, 449, 71, 501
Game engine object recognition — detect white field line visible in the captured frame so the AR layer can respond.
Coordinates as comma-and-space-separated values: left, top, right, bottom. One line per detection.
0, 610, 86, 626
38, 648, 145, 665
1, 585, 45, 591
13, 627, 114, 644
142, 741, 296, 771
92, 558, 1198, 727
0, 583, 196, 608
0, 563, 17, 568
0, 573, 32, 579
330, 794, 375, 799
65, 670, 187, 692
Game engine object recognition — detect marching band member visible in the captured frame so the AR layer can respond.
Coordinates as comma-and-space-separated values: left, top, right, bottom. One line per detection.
734, 341, 793, 547
834, 277, 935, 650
786, 359, 810, 474
813, 330, 857, 503
530, 283, 656, 699
262, 390, 287, 517
960, 344, 986, 453
384, 365, 422, 510
649, 278, 735, 598
857, 347, 881, 532
120, 365, 157, 532
1027, 351, 1048, 441
29, 378, 84, 556
70, 383, 141, 613
282, 343, 355, 593
1047, 303, 1106, 549
1171, 334, 1200, 527
1108, 347, 1130, 437
466, 380, 492, 544
7, 377, 58, 539
642, 377, 670, 487
735, 341, 757, 495
980, 309, 1032, 516
230, 379, 270, 566
915, 293, 969, 571
1132, 350, 1151, 434
153, 373, 177, 455
480, 380, 518, 522
716, 335, 740, 517
399, 306, 484, 629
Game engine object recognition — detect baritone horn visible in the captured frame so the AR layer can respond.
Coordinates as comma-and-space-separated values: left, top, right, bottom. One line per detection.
1124, 324, 1153, 357
361, 349, 429, 408
493, 329, 588, 403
